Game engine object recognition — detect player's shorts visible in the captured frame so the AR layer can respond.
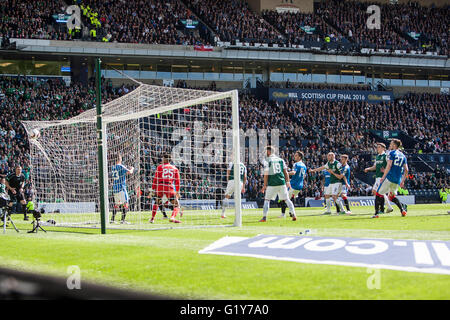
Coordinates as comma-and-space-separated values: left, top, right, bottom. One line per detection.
225, 180, 243, 197
323, 185, 332, 196
339, 184, 348, 195
377, 179, 399, 196
330, 183, 342, 196
265, 185, 289, 201
113, 189, 129, 206
288, 187, 302, 198
8, 190, 25, 203
373, 177, 382, 192
155, 189, 177, 204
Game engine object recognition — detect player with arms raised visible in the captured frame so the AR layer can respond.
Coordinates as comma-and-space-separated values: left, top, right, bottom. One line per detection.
310, 152, 346, 214
221, 159, 247, 219
364, 142, 394, 215
260, 146, 297, 222
110, 154, 134, 224
374, 139, 408, 218
149, 153, 181, 224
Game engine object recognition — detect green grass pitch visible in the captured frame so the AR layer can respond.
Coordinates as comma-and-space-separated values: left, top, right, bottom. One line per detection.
0, 204, 449, 300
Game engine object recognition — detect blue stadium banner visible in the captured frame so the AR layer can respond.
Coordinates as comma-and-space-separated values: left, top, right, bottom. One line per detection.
269, 88, 394, 103
305, 196, 415, 207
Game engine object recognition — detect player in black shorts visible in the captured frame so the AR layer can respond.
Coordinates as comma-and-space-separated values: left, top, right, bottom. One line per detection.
5, 165, 29, 221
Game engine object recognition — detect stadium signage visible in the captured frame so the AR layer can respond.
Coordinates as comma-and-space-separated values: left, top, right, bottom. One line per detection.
305, 196, 415, 207
269, 89, 393, 103
200, 235, 450, 275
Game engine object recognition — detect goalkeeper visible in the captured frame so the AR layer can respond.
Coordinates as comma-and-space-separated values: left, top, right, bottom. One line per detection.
149, 153, 181, 224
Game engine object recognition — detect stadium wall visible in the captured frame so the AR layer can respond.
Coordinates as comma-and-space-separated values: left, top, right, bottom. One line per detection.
346, 0, 449, 7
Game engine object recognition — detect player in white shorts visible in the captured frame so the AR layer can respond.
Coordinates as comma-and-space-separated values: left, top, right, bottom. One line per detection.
221, 161, 246, 218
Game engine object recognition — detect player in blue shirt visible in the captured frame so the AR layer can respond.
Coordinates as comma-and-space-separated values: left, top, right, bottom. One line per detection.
338, 155, 352, 215
110, 154, 134, 224
375, 139, 408, 218
280, 151, 307, 217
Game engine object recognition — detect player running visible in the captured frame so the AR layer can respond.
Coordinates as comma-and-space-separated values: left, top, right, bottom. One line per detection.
260, 146, 297, 222
221, 160, 247, 219
364, 142, 394, 215
309, 152, 346, 214
110, 154, 134, 224
373, 139, 408, 218
149, 153, 182, 224
279, 151, 307, 218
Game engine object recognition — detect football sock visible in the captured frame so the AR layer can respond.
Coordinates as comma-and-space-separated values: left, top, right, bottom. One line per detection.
222, 198, 229, 215
280, 200, 287, 215
121, 207, 127, 221
391, 197, 404, 212
161, 206, 168, 217
343, 197, 350, 211
375, 195, 384, 213
325, 198, 331, 212
285, 198, 296, 217
111, 207, 117, 221
151, 204, 158, 219
263, 200, 270, 218
384, 194, 393, 210
171, 207, 180, 219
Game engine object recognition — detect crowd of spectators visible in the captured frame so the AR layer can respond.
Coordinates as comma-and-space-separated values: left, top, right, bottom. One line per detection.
316, 0, 447, 54
0, 0, 447, 56
261, 9, 345, 46
263, 80, 374, 91
79, 0, 204, 45
0, 76, 448, 205
168, 0, 283, 44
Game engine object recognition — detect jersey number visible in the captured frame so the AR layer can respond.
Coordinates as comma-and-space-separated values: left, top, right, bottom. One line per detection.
393, 156, 404, 167
273, 162, 282, 174
112, 170, 119, 181
162, 168, 174, 179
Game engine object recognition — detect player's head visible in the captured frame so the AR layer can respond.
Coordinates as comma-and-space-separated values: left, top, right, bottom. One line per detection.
376, 142, 386, 154
0, 177, 5, 184
389, 139, 402, 150
162, 153, 171, 164
15, 165, 22, 176
266, 145, 275, 157
340, 154, 349, 164
115, 154, 122, 164
294, 151, 304, 162
327, 152, 335, 162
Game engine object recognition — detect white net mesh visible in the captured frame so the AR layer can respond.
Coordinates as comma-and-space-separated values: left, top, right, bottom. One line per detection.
22, 85, 240, 230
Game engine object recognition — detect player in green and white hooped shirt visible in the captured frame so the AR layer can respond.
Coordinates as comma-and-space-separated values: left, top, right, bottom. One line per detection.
221, 160, 247, 218
364, 142, 393, 214
310, 152, 345, 214
260, 146, 297, 222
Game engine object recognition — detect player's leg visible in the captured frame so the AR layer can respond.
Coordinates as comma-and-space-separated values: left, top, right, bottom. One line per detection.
340, 186, 351, 214
222, 180, 234, 218
169, 195, 181, 223
111, 193, 120, 223
387, 186, 407, 217
149, 197, 161, 223
279, 186, 296, 221
119, 190, 129, 224
383, 193, 394, 213
261, 187, 276, 222
331, 184, 344, 214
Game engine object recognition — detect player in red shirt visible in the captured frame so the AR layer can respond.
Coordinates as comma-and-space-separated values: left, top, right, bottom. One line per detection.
149, 153, 182, 223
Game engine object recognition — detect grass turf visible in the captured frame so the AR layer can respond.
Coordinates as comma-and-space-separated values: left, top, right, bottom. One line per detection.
0, 204, 449, 299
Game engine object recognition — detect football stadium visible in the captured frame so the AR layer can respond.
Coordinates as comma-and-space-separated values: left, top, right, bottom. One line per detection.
0, 0, 449, 305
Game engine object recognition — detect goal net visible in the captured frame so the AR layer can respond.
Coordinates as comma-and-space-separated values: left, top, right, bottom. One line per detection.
21, 85, 242, 230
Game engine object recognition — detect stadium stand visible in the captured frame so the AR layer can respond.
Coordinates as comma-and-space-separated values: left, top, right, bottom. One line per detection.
0, 74, 448, 203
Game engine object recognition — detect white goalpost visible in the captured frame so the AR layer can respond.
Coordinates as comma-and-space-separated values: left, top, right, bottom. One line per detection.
21, 84, 242, 230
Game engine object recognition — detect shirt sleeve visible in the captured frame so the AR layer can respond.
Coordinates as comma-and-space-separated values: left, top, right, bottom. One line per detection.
263, 160, 269, 173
